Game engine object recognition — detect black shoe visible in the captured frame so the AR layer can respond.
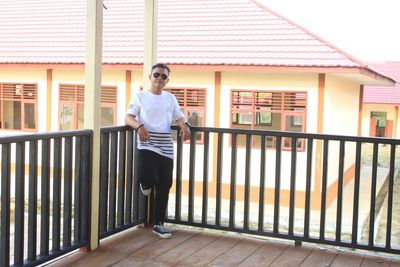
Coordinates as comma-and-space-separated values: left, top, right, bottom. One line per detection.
152, 225, 172, 239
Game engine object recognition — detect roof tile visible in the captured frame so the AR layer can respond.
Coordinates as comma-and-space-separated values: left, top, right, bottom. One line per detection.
0, 0, 368, 68
363, 62, 400, 104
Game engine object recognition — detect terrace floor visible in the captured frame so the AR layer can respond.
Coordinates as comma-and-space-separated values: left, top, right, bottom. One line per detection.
48, 225, 400, 267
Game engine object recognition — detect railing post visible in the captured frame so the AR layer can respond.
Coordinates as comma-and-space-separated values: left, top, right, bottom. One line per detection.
0, 144, 11, 267
146, 196, 153, 226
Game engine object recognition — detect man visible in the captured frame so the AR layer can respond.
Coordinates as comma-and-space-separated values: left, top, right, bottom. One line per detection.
125, 63, 190, 238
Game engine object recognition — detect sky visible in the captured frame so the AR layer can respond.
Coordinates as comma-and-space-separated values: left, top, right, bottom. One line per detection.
257, 0, 400, 62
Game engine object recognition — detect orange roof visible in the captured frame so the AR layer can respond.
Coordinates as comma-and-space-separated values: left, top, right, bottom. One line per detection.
0, 0, 366, 68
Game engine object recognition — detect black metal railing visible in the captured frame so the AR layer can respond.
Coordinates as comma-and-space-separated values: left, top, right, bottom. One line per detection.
3, 125, 399, 266
0, 130, 92, 267
165, 126, 400, 255
98, 126, 146, 239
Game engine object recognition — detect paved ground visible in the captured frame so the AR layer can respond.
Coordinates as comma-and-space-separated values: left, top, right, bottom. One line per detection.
168, 165, 391, 244
375, 172, 400, 247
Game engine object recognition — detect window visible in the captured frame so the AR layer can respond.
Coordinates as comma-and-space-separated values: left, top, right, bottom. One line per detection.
231, 90, 307, 150
164, 87, 206, 142
59, 84, 117, 130
101, 86, 118, 127
0, 83, 37, 131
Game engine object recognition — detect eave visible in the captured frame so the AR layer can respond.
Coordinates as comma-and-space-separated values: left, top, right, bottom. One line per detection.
0, 63, 395, 86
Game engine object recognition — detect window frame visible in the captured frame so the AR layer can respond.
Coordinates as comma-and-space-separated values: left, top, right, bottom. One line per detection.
0, 82, 38, 132
58, 84, 118, 130
230, 89, 307, 151
164, 87, 207, 143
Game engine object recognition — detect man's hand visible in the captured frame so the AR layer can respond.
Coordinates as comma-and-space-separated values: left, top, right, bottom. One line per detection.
138, 126, 151, 142
125, 114, 151, 142
180, 123, 191, 141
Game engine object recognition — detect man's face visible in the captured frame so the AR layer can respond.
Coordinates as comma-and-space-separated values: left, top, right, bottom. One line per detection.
150, 67, 169, 90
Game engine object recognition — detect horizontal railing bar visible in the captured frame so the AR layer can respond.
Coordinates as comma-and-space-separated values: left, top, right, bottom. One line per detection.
100, 125, 130, 133
0, 129, 92, 143
23, 243, 87, 267
3, 126, 397, 146
106, 125, 400, 145
165, 219, 400, 254
98, 220, 146, 239
172, 126, 400, 144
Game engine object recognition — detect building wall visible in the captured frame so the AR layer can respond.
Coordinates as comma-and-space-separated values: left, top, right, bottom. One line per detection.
0, 67, 362, 199
362, 103, 399, 138
324, 74, 360, 187
324, 74, 360, 136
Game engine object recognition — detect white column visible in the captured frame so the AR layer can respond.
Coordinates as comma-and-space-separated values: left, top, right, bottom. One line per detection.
143, 0, 158, 89
85, 0, 103, 250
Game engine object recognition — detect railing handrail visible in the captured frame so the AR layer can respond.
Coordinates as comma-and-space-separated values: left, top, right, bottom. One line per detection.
102, 124, 398, 144
175, 125, 400, 144
0, 129, 93, 144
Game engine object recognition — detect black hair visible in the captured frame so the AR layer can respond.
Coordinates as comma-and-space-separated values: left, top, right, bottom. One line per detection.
151, 63, 171, 75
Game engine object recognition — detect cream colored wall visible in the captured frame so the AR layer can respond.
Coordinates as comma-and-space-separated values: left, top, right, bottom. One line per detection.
362, 103, 398, 137
128, 70, 143, 102
0, 68, 47, 135
324, 75, 360, 136
324, 74, 360, 187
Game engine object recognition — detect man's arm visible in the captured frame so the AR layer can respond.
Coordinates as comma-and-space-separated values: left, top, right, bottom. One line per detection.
125, 113, 142, 129
125, 114, 150, 141
176, 117, 191, 141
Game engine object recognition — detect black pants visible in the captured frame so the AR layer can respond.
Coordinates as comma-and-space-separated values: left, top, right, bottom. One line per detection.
138, 149, 173, 225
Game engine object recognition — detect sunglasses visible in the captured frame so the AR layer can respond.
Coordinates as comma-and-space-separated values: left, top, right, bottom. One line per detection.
152, 72, 168, 80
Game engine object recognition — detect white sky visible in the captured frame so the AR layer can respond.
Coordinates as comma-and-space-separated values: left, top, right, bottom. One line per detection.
257, 0, 400, 62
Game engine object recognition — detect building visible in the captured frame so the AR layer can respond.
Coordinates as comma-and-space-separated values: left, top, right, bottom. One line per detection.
0, 0, 396, 207
362, 61, 400, 138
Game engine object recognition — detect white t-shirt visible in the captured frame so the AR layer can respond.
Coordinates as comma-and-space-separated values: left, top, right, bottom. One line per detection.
127, 90, 184, 159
